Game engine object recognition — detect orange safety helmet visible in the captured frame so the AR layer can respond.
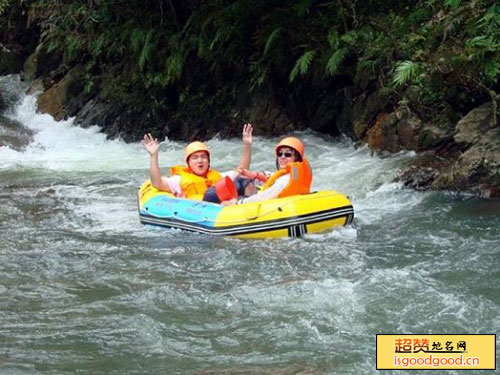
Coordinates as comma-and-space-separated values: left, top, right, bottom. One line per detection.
184, 141, 210, 163
275, 137, 305, 158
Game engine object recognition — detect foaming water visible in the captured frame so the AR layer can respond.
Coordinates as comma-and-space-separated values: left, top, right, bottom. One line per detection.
3, 95, 145, 172
1, 79, 499, 375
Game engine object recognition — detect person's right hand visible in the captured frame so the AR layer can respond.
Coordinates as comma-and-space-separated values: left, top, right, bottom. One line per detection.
236, 168, 257, 179
142, 133, 161, 156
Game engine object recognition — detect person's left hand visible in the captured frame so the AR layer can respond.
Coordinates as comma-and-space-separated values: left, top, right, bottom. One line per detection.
221, 198, 238, 206
242, 123, 253, 145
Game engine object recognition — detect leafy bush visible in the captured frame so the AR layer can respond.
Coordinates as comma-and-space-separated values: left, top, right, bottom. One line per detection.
6, 0, 499, 135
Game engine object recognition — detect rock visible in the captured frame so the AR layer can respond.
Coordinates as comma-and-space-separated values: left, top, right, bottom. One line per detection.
393, 100, 500, 197
304, 86, 355, 138
23, 44, 62, 81
0, 46, 22, 74
417, 125, 449, 151
397, 165, 439, 190
245, 96, 296, 136
404, 85, 422, 104
397, 109, 422, 150
395, 152, 453, 190
396, 101, 500, 197
454, 102, 497, 147
433, 101, 500, 196
73, 97, 166, 142
0, 114, 34, 150
364, 106, 423, 152
351, 90, 392, 140
432, 131, 500, 197
23, 50, 41, 81
75, 98, 114, 128
364, 111, 398, 152
36, 66, 85, 121
24, 78, 45, 95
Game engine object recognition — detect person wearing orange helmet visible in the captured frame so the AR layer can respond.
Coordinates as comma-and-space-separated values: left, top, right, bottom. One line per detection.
142, 123, 253, 200
222, 136, 312, 205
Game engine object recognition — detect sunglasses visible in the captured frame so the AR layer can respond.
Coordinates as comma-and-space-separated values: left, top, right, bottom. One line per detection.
277, 151, 294, 158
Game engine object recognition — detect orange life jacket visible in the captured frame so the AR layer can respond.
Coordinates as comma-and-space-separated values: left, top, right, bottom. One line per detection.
170, 166, 222, 200
260, 158, 312, 198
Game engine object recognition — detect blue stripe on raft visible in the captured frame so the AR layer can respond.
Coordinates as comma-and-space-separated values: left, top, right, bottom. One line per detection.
142, 195, 223, 227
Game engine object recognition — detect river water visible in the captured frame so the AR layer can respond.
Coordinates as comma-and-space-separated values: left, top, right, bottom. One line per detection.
1, 75, 499, 374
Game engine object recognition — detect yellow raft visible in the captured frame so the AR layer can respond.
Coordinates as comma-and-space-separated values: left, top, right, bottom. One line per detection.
138, 181, 354, 239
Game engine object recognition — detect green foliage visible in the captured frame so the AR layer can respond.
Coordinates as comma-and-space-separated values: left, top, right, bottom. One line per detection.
138, 30, 154, 72
485, 61, 500, 82
0, 0, 12, 15
263, 27, 282, 56
165, 53, 185, 84
444, 0, 461, 9
65, 36, 81, 63
13, 0, 499, 135
326, 48, 348, 76
289, 50, 315, 83
393, 61, 421, 86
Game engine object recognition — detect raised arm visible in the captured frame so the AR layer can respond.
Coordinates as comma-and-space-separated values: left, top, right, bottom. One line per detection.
142, 133, 171, 192
236, 123, 253, 170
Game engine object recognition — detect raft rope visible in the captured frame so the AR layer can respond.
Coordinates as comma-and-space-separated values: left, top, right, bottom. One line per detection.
141, 192, 349, 225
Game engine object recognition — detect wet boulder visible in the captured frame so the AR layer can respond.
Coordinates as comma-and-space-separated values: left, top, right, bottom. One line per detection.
351, 90, 392, 140
23, 43, 62, 81
0, 115, 34, 150
431, 102, 500, 197
364, 106, 424, 153
36, 66, 85, 121
397, 101, 500, 197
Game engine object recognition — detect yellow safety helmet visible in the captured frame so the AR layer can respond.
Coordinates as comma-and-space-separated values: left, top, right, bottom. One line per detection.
275, 137, 305, 158
184, 141, 210, 163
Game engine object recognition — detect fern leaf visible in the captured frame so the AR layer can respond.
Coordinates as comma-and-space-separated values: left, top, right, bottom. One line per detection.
327, 31, 339, 49
210, 24, 232, 50
466, 35, 494, 50
326, 48, 348, 75
485, 61, 500, 82
65, 37, 81, 62
444, 0, 461, 9
138, 31, 153, 71
294, 0, 312, 17
408, 33, 426, 44
90, 35, 105, 58
357, 59, 376, 75
392, 61, 420, 86
289, 50, 315, 82
341, 31, 358, 45
130, 28, 145, 55
165, 53, 184, 83
263, 27, 282, 56
0, 0, 12, 15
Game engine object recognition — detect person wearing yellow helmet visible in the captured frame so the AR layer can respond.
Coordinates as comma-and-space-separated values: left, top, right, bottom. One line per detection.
142, 123, 253, 199
221, 135, 312, 205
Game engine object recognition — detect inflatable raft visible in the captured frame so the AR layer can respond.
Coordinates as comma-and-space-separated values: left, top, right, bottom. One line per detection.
138, 181, 354, 239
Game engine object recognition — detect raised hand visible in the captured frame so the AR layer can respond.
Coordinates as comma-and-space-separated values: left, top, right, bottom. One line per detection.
142, 133, 161, 156
242, 123, 253, 145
